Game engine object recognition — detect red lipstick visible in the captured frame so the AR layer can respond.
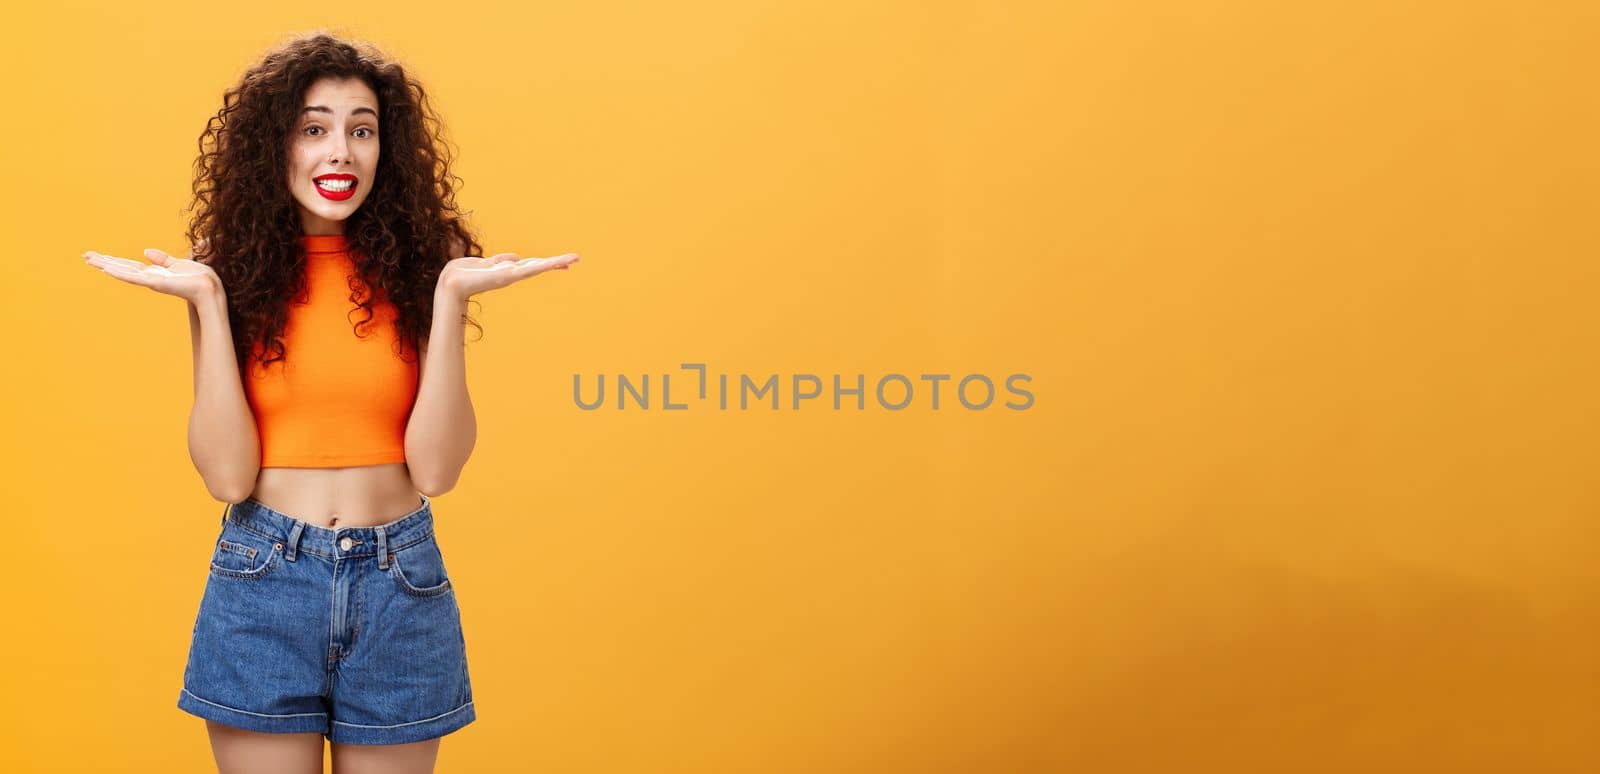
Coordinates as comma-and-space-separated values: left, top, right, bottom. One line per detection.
313, 173, 358, 201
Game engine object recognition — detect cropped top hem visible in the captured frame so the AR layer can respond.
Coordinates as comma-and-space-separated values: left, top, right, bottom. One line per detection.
260, 449, 409, 468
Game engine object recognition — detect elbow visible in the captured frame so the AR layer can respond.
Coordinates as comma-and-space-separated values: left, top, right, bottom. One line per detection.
409, 459, 461, 497
189, 426, 261, 505
405, 441, 471, 498
207, 480, 254, 504
412, 474, 458, 498
202, 464, 260, 505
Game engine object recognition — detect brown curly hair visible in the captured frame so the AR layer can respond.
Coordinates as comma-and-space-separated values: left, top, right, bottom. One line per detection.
184, 31, 485, 376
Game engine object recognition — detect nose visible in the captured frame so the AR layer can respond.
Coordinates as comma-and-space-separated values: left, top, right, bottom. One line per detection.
329, 135, 352, 165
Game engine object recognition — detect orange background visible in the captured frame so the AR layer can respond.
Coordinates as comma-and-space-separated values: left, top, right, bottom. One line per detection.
3, 0, 1596, 771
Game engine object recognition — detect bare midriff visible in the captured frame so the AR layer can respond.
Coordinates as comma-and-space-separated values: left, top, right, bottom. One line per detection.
247, 463, 424, 528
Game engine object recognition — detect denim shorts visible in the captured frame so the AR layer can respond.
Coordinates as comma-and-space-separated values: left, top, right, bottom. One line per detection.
177, 493, 475, 745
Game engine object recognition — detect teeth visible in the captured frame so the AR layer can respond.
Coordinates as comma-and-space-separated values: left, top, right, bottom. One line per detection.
316, 178, 354, 191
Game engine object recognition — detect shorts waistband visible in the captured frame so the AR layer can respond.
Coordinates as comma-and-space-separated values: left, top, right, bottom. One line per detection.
222, 494, 434, 562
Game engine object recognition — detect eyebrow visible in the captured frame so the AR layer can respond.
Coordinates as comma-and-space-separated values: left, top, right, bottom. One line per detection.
300, 105, 379, 120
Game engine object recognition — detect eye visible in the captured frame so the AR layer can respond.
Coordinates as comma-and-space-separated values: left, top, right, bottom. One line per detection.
303, 125, 323, 136
354, 127, 375, 139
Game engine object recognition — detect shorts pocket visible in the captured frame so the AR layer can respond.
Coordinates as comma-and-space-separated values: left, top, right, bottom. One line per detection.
387, 534, 453, 598
208, 526, 283, 580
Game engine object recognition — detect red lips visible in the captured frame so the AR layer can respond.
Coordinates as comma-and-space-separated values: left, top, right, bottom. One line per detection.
312, 173, 358, 201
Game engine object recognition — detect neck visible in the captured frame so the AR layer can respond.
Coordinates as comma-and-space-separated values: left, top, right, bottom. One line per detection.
299, 208, 345, 236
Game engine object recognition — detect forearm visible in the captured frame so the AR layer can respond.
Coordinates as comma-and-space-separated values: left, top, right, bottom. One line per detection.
188, 287, 261, 502
404, 290, 477, 495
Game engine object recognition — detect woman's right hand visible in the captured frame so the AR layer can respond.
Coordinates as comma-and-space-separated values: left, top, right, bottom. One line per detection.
83, 243, 222, 304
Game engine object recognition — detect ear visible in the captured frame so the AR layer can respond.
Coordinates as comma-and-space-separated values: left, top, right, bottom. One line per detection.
446, 234, 467, 261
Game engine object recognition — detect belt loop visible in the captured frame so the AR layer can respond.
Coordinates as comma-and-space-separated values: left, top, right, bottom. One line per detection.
376, 526, 389, 569
221, 501, 232, 525
285, 520, 306, 562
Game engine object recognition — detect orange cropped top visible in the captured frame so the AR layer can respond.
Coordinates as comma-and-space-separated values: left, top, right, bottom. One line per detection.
243, 234, 420, 467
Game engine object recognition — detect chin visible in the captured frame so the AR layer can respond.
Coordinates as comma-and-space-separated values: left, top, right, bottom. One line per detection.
312, 203, 358, 219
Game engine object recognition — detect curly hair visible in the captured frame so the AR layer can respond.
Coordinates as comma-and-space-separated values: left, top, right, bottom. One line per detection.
184, 31, 484, 376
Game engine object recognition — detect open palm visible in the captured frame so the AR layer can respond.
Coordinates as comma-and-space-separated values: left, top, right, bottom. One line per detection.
439, 252, 580, 302
84, 246, 220, 303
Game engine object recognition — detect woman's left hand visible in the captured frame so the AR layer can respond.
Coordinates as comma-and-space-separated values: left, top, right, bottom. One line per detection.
438, 251, 580, 302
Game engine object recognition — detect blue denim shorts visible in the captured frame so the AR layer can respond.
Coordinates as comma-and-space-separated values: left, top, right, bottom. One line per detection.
177, 493, 475, 745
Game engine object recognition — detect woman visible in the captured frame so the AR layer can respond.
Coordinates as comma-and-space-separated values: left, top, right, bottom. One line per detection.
83, 32, 578, 773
